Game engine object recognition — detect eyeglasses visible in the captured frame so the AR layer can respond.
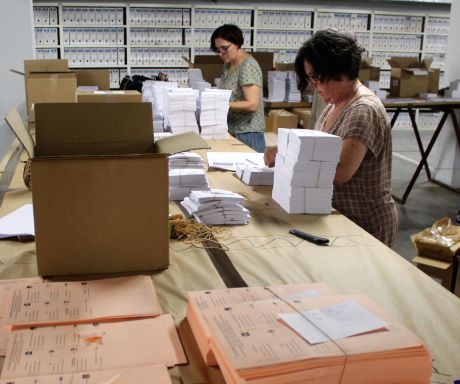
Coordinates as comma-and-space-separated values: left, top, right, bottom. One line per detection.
306, 71, 321, 86
213, 43, 232, 55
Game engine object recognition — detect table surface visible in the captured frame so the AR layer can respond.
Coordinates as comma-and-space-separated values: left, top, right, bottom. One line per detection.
0, 137, 459, 384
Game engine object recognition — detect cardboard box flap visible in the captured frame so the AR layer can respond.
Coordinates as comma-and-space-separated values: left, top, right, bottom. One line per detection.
387, 57, 419, 69
421, 58, 433, 69
24, 59, 69, 74
35, 103, 153, 156
4, 108, 35, 158
153, 132, 210, 155
75, 69, 110, 90
361, 57, 374, 67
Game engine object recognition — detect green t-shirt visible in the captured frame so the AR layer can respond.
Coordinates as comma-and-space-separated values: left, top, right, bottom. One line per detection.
219, 55, 265, 135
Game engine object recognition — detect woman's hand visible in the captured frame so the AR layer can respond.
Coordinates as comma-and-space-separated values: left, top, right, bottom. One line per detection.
264, 146, 277, 167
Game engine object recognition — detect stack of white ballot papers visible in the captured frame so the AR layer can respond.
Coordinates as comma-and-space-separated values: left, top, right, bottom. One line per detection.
286, 71, 301, 102
142, 80, 178, 132
235, 161, 274, 186
181, 189, 250, 225
199, 89, 232, 139
164, 88, 199, 134
168, 152, 209, 201
268, 71, 287, 102
273, 128, 342, 214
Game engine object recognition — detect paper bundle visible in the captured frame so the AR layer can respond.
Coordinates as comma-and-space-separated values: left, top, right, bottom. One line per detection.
268, 71, 287, 102
191, 293, 432, 383
235, 161, 274, 186
163, 88, 199, 134
168, 152, 209, 201
286, 71, 301, 102
273, 129, 342, 214
180, 189, 249, 225
142, 80, 178, 132
199, 89, 232, 139
188, 68, 211, 91
186, 282, 336, 365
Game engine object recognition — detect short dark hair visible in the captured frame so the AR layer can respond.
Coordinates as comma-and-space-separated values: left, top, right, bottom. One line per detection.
295, 29, 364, 93
210, 24, 244, 52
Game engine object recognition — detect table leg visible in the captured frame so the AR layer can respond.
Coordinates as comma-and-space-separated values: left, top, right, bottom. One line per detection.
408, 108, 431, 179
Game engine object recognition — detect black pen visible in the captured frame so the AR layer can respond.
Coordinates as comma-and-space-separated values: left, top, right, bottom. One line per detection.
289, 229, 329, 246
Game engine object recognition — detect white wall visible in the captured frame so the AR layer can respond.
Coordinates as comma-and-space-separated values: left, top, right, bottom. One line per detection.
0, 0, 34, 156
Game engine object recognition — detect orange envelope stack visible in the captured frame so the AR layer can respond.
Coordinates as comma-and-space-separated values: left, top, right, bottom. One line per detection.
187, 282, 336, 365
191, 292, 431, 384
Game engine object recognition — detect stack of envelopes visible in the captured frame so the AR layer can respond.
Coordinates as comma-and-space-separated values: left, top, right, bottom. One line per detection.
235, 161, 275, 186
273, 129, 342, 214
186, 282, 336, 366
142, 80, 179, 132
199, 89, 232, 139
169, 152, 209, 201
268, 71, 288, 102
164, 88, 199, 134
187, 289, 432, 383
286, 71, 301, 102
181, 189, 249, 225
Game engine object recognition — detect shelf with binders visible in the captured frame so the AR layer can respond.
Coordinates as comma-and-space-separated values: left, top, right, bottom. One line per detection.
194, 7, 253, 29
373, 13, 423, 34
256, 9, 313, 30
315, 11, 370, 31
371, 33, 423, 52
62, 7, 125, 27
33, 5, 59, 26
129, 47, 190, 68
63, 47, 127, 68
36, 48, 60, 60
424, 15, 450, 35
130, 68, 189, 86
62, 27, 125, 47
130, 28, 186, 47
255, 30, 312, 50
128, 7, 190, 28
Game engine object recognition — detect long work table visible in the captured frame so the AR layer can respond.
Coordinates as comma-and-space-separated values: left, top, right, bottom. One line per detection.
0, 136, 459, 384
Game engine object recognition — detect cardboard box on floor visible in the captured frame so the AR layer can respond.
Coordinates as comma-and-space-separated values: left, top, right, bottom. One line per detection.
387, 57, 439, 97
8, 102, 209, 277
411, 226, 460, 263
412, 255, 460, 295
23, 59, 77, 123
265, 109, 298, 133
359, 57, 380, 83
77, 90, 142, 103
292, 108, 311, 129
75, 69, 110, 90
192, 52, 274, 97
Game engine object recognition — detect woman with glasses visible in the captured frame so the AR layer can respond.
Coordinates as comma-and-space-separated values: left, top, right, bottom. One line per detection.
210, 24, 266, 153
265, 30, 398, 247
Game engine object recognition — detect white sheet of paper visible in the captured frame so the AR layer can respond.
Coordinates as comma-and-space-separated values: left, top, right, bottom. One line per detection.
0, 204, 35, 238
207, 152, 265, 171
279, 300, 388, 344
282, 289, 321, 300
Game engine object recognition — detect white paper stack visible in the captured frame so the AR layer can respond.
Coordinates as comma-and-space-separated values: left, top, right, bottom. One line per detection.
199, 89, 232, 139
272, 128, 342, 214
168, 152, 209, 201
181, 189, 249, 225
164, 88, 199, 135
235, 161, 274, 186
286, 71, 301, 102
142, 80, 179, 132
364, 80, 388, 99
268, 71, 287, 102
446, 79, 460, 98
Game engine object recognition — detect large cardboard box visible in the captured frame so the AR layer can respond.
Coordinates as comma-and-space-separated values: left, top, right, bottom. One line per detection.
412, 255, 459, 294
193, 52, 274, 96
359, 57, 380, 83
23, 59, 77, 123
387, 57, 433, 98
265, 109, 298, 133
19, 102, 209, 277
411, 225, 460, 263
75, 69, 110, 90
77, 90, 142, 103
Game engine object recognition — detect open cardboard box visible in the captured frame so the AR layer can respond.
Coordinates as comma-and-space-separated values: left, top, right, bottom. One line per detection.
192, 52, 274, 97
387, 57, 439, 97
359, 57, 380, 83
5, 103, 209, 277
22, 59, 77, 123
265, 109, 298, 133
75, 69, 110, 90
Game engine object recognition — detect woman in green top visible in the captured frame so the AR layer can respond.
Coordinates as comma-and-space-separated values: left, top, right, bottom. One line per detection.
210, 24, 266, 153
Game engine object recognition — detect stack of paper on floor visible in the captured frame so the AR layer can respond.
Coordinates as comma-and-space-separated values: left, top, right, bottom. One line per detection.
273, 128, 342, 214
235, 160, 275, 186
286, 71, 301, 102
164, 88, 199, 134
142, 80, 178, 132
0, 276, 187, 381
199, 294, 432, 383
0, 365, 174, 384
186, 282, 336, 365
181, 189, 249, 225
169, 152, 209, 201
268, 71, 287, 101
199, 89, 232, 139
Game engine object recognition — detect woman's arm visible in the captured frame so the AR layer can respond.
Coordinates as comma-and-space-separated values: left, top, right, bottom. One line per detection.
334, 138, 368, 185
229, 84, 260, 113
